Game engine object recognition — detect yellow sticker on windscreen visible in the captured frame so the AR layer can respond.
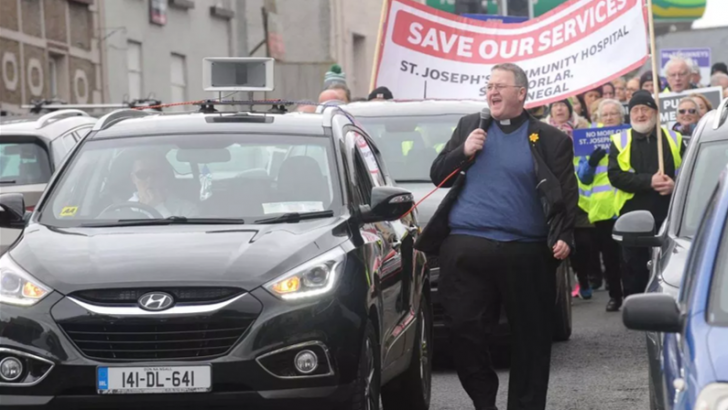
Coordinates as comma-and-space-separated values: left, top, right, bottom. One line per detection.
59, 206, 78, 217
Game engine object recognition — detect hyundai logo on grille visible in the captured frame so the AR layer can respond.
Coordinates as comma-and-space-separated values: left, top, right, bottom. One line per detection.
138, 292, 174, 311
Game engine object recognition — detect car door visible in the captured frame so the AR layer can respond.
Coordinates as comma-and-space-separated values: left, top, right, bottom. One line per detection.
660, 204, 712, 410
345, 129, 410, 370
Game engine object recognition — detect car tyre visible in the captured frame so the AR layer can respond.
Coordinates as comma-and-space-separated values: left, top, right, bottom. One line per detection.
553, 259, 573, 342
381, 295, 433, 410
339, 320, 381, 410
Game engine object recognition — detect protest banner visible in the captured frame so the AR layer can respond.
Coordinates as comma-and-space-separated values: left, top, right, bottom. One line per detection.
370, 0, 649, 108
573, 125, 630, 157
660, 47, 711, 85
658, 86, 723, 127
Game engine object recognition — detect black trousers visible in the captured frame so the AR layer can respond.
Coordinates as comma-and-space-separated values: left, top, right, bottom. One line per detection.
593, 220, 623, 300
439, 234, 556, 410
570, 228, 593, 290
620, 244, 651, 297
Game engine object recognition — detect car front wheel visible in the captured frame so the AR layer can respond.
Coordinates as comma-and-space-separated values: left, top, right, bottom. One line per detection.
339, 320, 380, 410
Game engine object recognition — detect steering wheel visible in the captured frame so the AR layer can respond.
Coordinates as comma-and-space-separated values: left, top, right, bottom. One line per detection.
97, 202, 164, 219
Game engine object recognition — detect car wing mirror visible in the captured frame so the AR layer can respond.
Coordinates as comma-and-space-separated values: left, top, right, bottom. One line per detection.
622, 293, 683, 333
360, 186, 414, 223
612, 210, 662, 247
0, 193, 27, 230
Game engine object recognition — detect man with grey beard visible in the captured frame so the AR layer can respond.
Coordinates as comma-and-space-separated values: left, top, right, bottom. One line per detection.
607, 90, 686, 298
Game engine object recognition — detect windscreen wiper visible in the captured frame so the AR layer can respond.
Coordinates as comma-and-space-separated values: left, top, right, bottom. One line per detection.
80, 216, 245, 227
254, 210, 334, 224
0, 180, 17, 185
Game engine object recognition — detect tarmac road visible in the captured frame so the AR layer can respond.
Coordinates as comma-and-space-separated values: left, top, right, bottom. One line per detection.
430, 288, 651, 410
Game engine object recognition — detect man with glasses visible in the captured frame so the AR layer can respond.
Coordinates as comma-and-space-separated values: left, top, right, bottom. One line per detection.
129, 153, 197, 218
415, 63, 577, 410
607, 90, 686, 299
663, 56, 697, 94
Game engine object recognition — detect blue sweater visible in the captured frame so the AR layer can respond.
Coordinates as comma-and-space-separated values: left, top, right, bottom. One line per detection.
448, 121, 548, 242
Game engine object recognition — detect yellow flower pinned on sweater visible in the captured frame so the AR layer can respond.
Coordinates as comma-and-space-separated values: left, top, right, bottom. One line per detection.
529, 133, 539, 143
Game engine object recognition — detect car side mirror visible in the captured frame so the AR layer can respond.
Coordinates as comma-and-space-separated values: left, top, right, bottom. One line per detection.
0, 193, 26, 229
360, 186, 414, 223
622, 293, 683, 333
612, 210, 662, 247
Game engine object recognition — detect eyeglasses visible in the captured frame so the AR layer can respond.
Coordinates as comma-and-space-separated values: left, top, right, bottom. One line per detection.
678, 109, 697, 115
486, 84, 522, 92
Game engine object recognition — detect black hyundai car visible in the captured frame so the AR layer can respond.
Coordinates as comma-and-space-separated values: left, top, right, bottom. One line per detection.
0, 104, 432, 410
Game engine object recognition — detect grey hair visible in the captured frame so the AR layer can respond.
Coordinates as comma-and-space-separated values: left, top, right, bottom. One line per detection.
492, 63, 529, 95
665, 55, 691, 74
711, 72, 728, 86
598, 98, 623, 115
688, 58, 700, 74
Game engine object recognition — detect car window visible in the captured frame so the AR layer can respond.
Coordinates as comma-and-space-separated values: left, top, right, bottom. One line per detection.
38, 133, 341, 226
681, 140, 728, 238
679, 188, 716, 307
0, 141, 52, 186
356, 114, 465, 182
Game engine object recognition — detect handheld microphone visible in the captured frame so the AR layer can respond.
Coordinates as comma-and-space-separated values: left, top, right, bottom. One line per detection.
479, 107, 491, 130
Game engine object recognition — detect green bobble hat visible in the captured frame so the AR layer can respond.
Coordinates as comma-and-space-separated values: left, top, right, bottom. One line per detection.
324, 64, 347, 89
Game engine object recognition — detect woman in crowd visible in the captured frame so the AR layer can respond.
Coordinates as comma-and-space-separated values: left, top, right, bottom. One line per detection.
673, 97, 700, 137
602, 82, 616, 100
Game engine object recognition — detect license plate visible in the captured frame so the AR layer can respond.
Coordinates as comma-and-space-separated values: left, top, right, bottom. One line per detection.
97, 365, 211, 394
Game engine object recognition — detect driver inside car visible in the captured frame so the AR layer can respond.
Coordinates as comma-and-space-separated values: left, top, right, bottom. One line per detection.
127, 153, 197, 218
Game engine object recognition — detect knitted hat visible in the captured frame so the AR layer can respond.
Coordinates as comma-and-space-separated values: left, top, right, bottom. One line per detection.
712, 62, 728, 76
368, 86, 393, 101
323, 64, 347, 89
639, 71, 655, 90
629, 90, 657, 112
551, 98, 573, 117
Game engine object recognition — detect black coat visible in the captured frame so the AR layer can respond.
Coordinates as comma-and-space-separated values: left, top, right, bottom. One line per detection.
413, 111, 578, 256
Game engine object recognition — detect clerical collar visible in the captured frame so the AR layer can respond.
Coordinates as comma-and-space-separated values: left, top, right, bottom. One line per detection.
495, 110, 529, 134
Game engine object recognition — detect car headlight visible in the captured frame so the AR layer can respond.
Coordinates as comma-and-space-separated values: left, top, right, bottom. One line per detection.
0, 253, 52, 307
695, 383, 728, 410
264, 247, 346, 301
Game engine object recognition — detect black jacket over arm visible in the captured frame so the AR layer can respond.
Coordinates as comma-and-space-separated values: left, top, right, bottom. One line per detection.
414, 111, 578, 256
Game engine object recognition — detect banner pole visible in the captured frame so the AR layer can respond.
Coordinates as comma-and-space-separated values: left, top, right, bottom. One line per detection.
645, 0, 664, 174
369, 0, 389, 93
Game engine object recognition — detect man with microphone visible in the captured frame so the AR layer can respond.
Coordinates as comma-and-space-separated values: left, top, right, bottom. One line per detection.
415, 63, 578, 410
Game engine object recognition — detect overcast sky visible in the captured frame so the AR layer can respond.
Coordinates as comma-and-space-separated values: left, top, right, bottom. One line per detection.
692, 0, 728, 29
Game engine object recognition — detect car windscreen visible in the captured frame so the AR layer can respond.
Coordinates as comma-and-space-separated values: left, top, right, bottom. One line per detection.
0, 141, 52, 186
681, 140, 728, 238
356, 114, 465, 182
37, 133, 341, 227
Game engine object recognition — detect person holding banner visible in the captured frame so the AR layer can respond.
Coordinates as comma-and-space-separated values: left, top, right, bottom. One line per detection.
607, 90, 686, 298
415, 63, 577, 410
576, 99, 626, 311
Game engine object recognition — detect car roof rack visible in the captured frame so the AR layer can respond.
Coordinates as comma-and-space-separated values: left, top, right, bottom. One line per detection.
92, 109, 155, 132
35, 109, 92, 129
713, 97, 728, 130
22, 98, 164, 114
194, 99, 298, 114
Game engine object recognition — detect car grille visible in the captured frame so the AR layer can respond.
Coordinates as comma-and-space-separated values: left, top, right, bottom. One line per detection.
60, 320, 254, 361
72, 287, 242, 306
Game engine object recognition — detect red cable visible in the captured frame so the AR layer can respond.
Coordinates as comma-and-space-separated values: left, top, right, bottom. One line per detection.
401, 157, 473, 219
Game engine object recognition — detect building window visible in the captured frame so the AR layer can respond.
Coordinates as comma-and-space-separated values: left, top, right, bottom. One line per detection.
352, 34, 366, 98
127, 41, 143, 100
170, 54, 186, 111
48, 54, 68, 100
